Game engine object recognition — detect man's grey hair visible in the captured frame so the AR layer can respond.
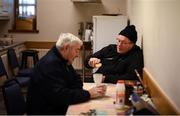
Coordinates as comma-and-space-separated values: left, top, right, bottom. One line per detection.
56, 33, 83, 49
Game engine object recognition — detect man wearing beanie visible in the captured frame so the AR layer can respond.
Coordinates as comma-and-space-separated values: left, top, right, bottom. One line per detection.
85, 25, 144, 83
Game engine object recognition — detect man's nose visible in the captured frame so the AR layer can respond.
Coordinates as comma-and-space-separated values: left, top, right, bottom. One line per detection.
118, 42, 123, 46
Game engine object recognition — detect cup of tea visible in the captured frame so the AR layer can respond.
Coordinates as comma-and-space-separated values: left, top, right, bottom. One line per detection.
93, 73, 103, 85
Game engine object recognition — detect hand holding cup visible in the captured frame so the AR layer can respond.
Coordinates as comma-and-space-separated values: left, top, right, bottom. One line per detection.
88, 84, 107, 98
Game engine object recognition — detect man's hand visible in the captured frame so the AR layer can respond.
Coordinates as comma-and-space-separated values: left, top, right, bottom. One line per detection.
88, 85, 107, 98
88, 58, 101, 68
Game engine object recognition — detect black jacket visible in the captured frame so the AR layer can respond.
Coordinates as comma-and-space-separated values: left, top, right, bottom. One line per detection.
26, 46, 90, 115
85, 44, 144, 83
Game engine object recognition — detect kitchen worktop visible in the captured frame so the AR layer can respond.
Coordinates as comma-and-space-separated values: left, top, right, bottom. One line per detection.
0, 41, 25, 53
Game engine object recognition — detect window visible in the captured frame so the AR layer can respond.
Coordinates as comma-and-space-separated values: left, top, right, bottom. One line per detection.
9, 0, 38, 33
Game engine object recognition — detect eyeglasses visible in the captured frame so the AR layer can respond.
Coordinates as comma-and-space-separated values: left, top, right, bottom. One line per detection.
117, 40, 132, 45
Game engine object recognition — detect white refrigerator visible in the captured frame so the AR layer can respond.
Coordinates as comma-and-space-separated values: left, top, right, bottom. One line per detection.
92, 15, 127, 53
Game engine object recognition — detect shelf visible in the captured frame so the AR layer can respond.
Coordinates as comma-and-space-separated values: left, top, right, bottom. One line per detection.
0, 17, 9, 20
83, 41, 92, 50
0, 13, 10, 20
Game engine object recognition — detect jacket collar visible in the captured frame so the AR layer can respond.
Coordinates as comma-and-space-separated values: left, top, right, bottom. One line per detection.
52, 46, 68, 64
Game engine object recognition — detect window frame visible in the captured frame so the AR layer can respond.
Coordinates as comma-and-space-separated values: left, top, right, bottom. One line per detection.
9, 0, 39, 33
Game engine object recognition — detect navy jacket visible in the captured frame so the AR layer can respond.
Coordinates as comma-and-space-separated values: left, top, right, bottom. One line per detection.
85, 44, 144, 83
26, 46, 90, 115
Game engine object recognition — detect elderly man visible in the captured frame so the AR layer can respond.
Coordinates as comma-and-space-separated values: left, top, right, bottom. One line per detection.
85, 25, 144, 83
26, 33, 106, 115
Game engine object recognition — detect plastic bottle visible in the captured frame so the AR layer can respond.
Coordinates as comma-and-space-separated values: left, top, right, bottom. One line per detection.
115, 80, 125, 109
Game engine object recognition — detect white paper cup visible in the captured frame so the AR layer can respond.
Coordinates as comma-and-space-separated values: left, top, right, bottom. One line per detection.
93, 73, 103, 85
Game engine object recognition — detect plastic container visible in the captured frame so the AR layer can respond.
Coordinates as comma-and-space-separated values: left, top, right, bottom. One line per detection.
115, 80, 125, 109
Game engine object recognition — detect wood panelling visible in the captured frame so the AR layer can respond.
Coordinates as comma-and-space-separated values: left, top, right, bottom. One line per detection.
25, 41, 92, 50
143, 68, 179, 115
25, 41, 55, 49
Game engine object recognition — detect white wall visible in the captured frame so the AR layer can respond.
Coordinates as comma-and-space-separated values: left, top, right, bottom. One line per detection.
0, 0, 11, 35
127, 0, 180, 111
0, 0, 126, 41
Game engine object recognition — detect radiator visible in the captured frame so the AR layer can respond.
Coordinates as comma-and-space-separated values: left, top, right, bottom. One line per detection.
28, 49, 82, 70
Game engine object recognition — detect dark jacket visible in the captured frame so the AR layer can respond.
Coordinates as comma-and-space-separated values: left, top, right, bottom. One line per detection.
85, 44, 144, 83
26, 46, 90, 115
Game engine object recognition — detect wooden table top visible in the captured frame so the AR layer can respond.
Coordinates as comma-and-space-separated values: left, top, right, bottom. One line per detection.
66, 83, 131, 115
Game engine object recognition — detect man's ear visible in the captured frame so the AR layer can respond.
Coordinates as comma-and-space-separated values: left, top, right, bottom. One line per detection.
64, 43, 70, 51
